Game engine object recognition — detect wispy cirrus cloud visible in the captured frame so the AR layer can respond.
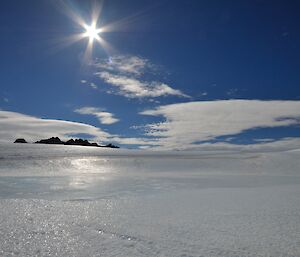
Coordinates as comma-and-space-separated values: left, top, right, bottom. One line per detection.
98, 71, 187, 98
80, 80, 98, 90
94, 55, 189, 98
74, 107, 119, 125
95, 55, 149, 76
89, 82, 98, 89
140, 100, 300, 150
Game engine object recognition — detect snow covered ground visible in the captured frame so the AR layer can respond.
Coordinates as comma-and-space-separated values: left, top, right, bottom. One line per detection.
0, 143, 300, 257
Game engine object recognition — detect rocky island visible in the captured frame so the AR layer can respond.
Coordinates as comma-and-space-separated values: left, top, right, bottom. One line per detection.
14, 137, 119, 148
14, 138, 27, 143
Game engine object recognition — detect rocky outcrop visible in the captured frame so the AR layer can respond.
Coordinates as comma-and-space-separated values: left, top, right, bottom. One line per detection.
65, 138, 99, 147
14, 138, 27, 143
33, 137, 119, 148
35, 137, 64, 145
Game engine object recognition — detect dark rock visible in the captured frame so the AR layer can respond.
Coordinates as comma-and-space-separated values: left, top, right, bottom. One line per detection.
75, 139, 91, 146
104, 143, 120, 149
65, 139, 75, 145
33, 136, 119, 148
64, 138, 99, 147
35, 137, 64, 145
66, 139, 93, 146
14, 138, 27, 143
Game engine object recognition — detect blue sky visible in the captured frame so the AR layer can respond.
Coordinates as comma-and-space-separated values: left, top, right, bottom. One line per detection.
0, 0, 300, 150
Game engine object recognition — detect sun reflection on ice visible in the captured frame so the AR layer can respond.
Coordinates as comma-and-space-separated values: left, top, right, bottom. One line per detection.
69, 158, 114, 189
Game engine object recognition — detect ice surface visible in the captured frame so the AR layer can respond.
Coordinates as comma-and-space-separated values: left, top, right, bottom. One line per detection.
0, 143, 300, 256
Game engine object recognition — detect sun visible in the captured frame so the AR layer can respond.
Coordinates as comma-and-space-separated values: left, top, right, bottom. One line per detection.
83, 23, 102, 42
58, 1, 113, 60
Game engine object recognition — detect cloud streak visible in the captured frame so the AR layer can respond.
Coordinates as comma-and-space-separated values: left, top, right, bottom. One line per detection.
0, 110, 110, 143
94, 55, 189, 98
95, 55, 149, 76
0, 110, 154, 147
75, 107, 119, 125
159, 137, 300, 152
141, 100, 300, 150
98, 71, 187, 98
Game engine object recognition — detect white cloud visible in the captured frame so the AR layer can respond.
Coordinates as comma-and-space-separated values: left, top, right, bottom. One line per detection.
253, 138, 275, 143
98, 71, 188, 98
94, 55, 189, 98
81, 80, 98, 90
74, 107, 119, 125
109, 136, 159, 146
167, 137, 300, 152
0, 110, 110, 143
90, 83, 98, 89
0, 110, 150, 146
141, 100, 300, 150
95, 55, 149, 76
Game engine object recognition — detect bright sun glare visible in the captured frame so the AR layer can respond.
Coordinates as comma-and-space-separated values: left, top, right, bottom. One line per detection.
84, 24, 102, 41
62, 2, 112, 60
